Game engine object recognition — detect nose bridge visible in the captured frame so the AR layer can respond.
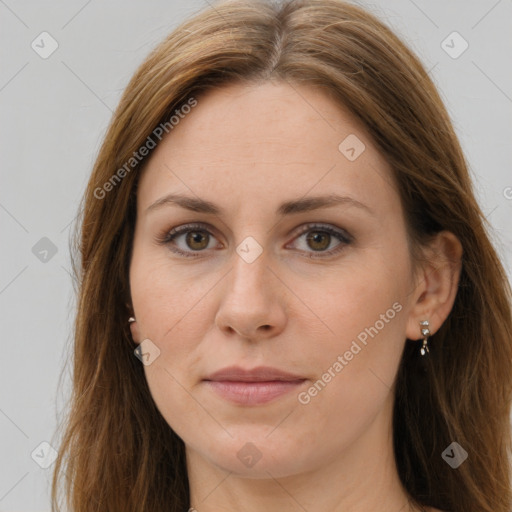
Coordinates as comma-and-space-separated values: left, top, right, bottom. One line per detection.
224, 202, 295, 300
228, 239, 272, 300
224, 214, 271, 287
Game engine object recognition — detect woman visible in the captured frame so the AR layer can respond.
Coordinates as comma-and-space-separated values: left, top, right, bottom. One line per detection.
51, 0, 512, 511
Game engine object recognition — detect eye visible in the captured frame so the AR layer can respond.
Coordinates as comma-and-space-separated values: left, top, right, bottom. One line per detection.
287, 223, 353, 258
155, 223, 220, 258
155, 222, 353, 259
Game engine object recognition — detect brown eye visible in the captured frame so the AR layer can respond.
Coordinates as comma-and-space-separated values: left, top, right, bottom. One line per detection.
306, 231, 332, 251
156, 223, 219, 258
185, 230, 210, 251
157, 222, 352, 259
289, 223, 353, 259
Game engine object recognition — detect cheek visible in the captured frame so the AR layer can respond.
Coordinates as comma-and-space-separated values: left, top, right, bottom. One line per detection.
129, 243, 215, 343
129, 249, 217, 442
297, 250, 410, 397
285, 263, 409, 455
307, 249, 408, 339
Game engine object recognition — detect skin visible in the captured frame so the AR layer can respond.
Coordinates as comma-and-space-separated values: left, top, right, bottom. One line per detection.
129, 81, 461, 512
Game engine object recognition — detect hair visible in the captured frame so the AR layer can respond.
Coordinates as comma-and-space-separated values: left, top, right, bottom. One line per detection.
51, 0, 512, 511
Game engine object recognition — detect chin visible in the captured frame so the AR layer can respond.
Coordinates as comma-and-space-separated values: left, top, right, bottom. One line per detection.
188, 429, 321, 479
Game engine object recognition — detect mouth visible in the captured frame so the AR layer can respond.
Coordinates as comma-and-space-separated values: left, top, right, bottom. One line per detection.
203, 366, 307, 406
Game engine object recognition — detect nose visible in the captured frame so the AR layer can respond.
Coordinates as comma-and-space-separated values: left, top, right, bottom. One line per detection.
214, 249, 287, 341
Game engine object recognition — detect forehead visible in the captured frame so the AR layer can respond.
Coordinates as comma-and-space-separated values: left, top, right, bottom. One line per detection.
136, 81, 400, 218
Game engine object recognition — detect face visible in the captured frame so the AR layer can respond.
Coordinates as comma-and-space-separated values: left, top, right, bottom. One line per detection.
129, 81, 419, 478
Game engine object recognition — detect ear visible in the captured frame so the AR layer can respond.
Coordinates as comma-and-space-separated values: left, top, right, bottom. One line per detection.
405, 230, 463, 340
129, 320, 142, 344
126, 302, 142, 344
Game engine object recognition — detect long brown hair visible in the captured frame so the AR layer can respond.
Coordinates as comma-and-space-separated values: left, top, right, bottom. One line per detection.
51, 1, 512, 511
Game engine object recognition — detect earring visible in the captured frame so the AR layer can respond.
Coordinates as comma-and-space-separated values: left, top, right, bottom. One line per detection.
128, 317, 136, 323
419, 320, 430, 356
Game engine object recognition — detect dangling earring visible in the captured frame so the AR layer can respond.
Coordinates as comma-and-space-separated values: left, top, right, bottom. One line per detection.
419, 320, 430, 356
128, 317, 136, 323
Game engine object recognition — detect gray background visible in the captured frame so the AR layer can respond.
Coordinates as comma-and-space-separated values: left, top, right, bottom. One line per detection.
1, 0, 511, 510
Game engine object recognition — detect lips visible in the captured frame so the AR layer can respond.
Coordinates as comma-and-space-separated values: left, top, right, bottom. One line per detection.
203, 366, 307, 405
205, 365, 306, 382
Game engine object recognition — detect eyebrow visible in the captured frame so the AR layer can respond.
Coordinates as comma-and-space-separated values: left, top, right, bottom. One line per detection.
145, 192, 374, 216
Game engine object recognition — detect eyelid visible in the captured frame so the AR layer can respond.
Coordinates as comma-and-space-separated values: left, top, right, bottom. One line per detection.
156, 221, 353, 258
289, 222, 353, 243
155, 222, 222, 257
285, 223, 353, 258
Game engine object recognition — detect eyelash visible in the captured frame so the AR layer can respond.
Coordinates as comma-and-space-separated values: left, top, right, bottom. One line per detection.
155, 222, 353, 259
